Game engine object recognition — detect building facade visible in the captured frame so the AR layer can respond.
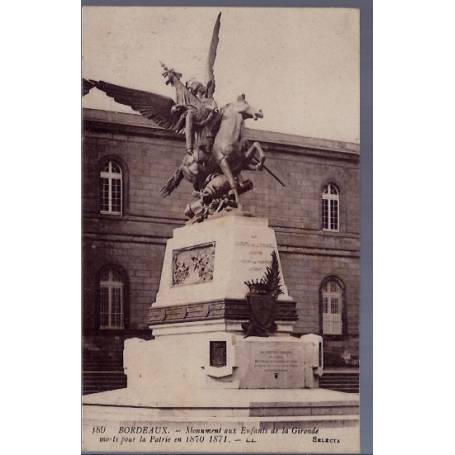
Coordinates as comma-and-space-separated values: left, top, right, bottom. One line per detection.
82, 108, 360, 390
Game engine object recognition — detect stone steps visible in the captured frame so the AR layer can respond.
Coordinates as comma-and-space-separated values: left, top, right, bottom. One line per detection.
322, 377, 359, 384
83, 361, 123, 370
320, 372, 359, 393
82, 371, 126, 395
82, 350, 125, 394
82, 373, 360, 395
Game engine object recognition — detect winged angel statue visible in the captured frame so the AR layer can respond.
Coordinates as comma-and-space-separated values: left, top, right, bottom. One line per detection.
84, 13, 284, 223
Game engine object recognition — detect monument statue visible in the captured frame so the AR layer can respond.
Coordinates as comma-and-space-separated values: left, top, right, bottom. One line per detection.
83, 12, 359, 452
84, 12, 284, 223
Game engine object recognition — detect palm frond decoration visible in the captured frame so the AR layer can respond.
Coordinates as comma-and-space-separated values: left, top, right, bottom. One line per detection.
264, 250, 283, 299
245, 251, 283, 299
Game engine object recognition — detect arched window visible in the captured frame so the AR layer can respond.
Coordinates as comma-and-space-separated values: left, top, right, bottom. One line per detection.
322, 183, 339, 231
320, 277, 345, 335
100, 161, 122, 215
99, 267, 126, 329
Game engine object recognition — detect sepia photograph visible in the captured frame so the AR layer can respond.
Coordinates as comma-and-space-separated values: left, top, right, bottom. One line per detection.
8, 1, 455, 455
81, 4, 369, 453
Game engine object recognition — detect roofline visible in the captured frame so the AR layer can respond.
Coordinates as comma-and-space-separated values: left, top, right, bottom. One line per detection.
82, 108, 360, 156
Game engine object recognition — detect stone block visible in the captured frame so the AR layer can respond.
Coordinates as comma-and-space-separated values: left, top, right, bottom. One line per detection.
124, 331, 323, 391
153, 213, 293, 308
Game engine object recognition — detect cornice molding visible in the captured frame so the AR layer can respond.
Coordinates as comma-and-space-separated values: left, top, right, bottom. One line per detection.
83, 108, 360, 162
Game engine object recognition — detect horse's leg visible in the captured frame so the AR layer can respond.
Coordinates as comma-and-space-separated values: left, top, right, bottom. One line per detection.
218, 156, 241, 209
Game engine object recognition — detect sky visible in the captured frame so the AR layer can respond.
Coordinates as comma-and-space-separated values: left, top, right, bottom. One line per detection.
82, 7, 359, 144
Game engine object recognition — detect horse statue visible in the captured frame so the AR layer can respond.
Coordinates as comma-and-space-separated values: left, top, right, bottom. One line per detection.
160, 94, 266, 221
84, 13, 284, 222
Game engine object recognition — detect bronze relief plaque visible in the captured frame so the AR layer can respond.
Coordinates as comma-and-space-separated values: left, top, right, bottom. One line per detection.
172, 242, 216, 286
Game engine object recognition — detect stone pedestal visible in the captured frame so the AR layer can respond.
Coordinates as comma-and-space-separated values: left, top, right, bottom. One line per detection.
149, 213, 297, 335
82, 213, 359, 453
142, 212, 322, 390
124, 333, 322, 391
153, 212, 293, 309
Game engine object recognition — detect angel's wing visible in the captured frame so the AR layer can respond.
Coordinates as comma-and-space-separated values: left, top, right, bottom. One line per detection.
206, 12, 221, 99
82, 78, 95, 96
90, 80, 185, 133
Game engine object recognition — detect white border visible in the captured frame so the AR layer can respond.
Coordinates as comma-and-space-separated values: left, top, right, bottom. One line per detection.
2, 1, 455, 454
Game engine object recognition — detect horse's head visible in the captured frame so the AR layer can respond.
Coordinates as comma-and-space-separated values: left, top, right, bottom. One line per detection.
228, 94, 263, 121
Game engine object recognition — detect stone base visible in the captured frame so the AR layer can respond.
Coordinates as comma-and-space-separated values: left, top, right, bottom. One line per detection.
153, 213, 294, 309
83, 211, 360, 452
124, 332, 323, 390
82, 388, 359, 453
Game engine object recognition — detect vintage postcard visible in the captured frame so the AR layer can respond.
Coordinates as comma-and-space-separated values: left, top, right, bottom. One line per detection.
82, 4, 370, 453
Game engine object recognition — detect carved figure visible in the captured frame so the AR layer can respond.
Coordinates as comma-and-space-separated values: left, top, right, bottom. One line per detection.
181, 79, 218, 154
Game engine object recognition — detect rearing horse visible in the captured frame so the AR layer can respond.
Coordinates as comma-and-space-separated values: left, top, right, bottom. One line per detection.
211, 94, 265, 206
160, 94, 266, 214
